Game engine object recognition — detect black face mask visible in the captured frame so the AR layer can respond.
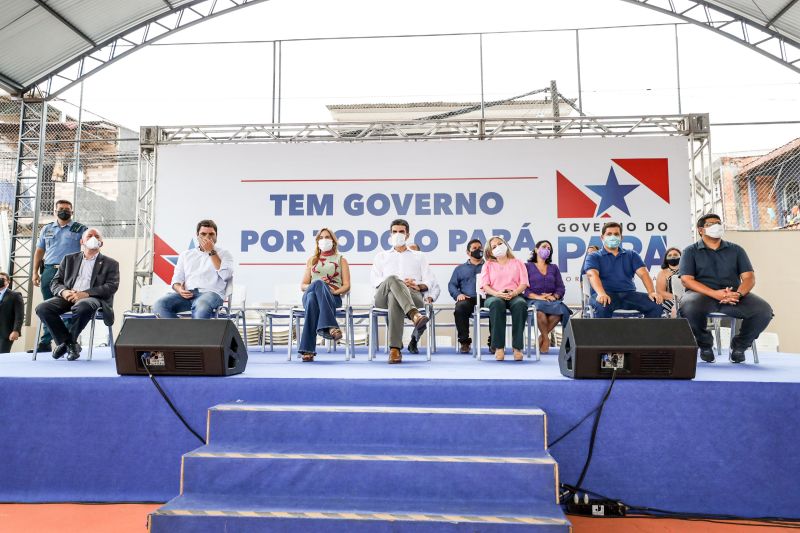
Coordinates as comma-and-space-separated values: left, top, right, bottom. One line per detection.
57, 209, 72, 221
470, 249, 483, 260
666, 258, 680, 267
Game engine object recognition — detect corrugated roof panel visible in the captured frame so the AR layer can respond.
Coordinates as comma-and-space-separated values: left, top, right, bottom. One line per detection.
48, 0, 172, 44
0, 7, 87, 87
0, 0, 37, 29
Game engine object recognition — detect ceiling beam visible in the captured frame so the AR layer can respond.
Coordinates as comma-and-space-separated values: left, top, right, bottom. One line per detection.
767, 0, 800, 27
0, 70, 24, 94
32, 0, 97, 47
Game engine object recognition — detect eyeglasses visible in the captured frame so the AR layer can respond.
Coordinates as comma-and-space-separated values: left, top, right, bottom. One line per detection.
702, 221, 721, 227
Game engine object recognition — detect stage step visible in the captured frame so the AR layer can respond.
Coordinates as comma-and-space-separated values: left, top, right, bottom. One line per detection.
206, 403, 549, 453
150, 404, 569, 532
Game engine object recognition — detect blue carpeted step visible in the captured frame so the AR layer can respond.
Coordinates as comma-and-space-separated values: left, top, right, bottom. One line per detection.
149, 493, 571, 532
179, 446, 559, 505
206, 404, 548, 453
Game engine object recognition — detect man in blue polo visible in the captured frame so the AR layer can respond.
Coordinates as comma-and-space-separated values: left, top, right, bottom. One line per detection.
32, 199, 86, 353
448, 238, 485, 353
679, 213, 773, 363
584, 221, 663, 318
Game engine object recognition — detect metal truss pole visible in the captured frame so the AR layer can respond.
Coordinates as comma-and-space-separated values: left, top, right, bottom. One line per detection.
132, 128, 157, 307
9, 100, 48, 325
71, 81, 84, 215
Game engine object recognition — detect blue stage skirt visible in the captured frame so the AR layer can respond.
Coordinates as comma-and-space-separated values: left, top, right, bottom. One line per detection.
530, 300, 572, 326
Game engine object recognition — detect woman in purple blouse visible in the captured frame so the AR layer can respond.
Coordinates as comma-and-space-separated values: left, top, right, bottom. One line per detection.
524, 240, 572, 353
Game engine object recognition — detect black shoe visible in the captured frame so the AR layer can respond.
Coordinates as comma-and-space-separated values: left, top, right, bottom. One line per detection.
52, 343, 69, 359
699, 347, 715, 363
407, 337, 419, 355
730, 348, 746, 363
28, 342, 52, 354
66, 342, 82, 361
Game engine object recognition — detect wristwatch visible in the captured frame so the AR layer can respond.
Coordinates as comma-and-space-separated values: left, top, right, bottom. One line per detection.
735, 291, 743, 298
208, 250, 217, 256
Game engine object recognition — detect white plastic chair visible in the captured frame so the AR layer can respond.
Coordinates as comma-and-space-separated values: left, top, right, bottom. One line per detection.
123, 283, 171, 319
672, 276, 759, 363
346, 283, 375, 359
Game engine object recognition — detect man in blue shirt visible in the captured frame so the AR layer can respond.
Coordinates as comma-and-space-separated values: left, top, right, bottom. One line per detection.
679, 213, 773, 363
584, 222, 663, 319
32, 200, 86, 353
448, 239, 485, 353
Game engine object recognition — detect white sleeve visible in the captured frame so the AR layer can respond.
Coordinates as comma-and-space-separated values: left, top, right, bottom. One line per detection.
170, 252, 185, 286
216, 249, 234, 281
370, 252, 386, 288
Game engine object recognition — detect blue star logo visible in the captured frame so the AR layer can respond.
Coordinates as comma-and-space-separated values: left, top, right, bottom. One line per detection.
586, 167, 639, 216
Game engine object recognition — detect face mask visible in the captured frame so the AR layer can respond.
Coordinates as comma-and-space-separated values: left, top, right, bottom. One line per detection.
84, 236, 101, 250
390, 233, 406, 248
704, 224, 724, 239
537, 247, 551, 260
318, 238, 334, 252
603, 236, 621, 249
492, 244, 508, 258
470, 249, 483, 260
666, 257, 680, 267
57, 209, 71, 221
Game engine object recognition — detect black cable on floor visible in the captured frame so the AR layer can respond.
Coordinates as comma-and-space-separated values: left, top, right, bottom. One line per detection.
141, 355, 206, 445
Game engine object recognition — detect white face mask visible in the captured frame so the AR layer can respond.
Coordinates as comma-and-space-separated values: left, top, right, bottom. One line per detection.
492, 243, 508, 258
704, 223, 724, 239
391, 233, 407, 248
84, 236, 101, 250
318, 238, 334, 252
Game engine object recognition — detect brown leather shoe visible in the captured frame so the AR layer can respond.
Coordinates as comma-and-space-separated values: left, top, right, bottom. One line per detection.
410, 310, 429, 330
459, 341, 471, 354
388, 347, 402, 364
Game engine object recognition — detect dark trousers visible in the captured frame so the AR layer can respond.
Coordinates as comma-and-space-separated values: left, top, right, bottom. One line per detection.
454, 297, 485, 344
35, 296, 101, 346
0, 339, 12, 354
678, 291, 773, 350
486, 295, 528, 350
591, 291, 664, 319
38, 264, 72, 346
299, 280, 342, 354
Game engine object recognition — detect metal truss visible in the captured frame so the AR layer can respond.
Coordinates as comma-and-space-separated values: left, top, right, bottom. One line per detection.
147, 114, 710, 145
24, 0, 272, 100
8, 101, 48, 325
622, 0, 800, 74
132, 139, 157, 307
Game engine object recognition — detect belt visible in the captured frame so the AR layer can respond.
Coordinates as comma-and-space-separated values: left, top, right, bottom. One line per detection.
45, 264, 59, 269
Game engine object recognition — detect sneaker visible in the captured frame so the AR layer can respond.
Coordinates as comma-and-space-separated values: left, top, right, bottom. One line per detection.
730, 348, 746, 364
699, 347, 715, 363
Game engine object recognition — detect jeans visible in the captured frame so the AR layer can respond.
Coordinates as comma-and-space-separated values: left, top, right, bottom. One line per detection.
35, 296, 102, 346
678, 291, 773, 350
299, 280, 343, 354
153, 289, 223, 319
486, 295, 528, 350
590, 291, 664, 319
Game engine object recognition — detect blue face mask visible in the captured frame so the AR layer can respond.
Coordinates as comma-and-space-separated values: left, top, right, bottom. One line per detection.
603, 236, 621, 249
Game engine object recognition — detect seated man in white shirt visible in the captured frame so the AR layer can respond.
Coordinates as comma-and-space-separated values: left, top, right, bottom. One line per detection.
371, 219, 433, 364
153, 219, 234, 319
406, 242, 440, 354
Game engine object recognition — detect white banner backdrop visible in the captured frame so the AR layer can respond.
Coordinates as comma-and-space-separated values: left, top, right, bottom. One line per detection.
153, 137, 691, 304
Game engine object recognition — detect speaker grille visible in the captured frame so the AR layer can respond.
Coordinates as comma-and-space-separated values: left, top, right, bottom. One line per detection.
639, 353, 674, 376
174, 351, 205, 373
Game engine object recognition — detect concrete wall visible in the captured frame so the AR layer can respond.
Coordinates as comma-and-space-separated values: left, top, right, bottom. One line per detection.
727, 230, 799, 353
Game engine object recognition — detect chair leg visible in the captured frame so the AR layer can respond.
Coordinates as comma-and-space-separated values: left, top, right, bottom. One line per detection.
88, 318, 96, 361
287, 313, 294, 361
33, 321, 43, 361
368, 311, 376, 361
426, 315, 432, 362
729, 318, 738, 362
714, 318, 723, 358
752, 341, 759, 364
108, 325, 115, 359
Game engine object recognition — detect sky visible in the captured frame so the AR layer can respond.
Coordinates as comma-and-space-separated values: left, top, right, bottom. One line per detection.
40, 0, 800, 156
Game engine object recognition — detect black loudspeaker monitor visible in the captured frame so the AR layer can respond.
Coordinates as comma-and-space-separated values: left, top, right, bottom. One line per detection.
559, 318, 697, 379
115, 319, 248, 376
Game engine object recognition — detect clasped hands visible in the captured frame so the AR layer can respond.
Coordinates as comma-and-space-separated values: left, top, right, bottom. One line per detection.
528, 292, 558, 302
715, 287, 741, 305
61, 289, 89, 303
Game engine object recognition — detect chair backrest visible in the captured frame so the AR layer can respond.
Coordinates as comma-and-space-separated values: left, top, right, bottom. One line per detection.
273, 283, 302, 307
475, 273, 486, 299
348, 283, 375, 306
138, 284, 169, 307
230, 283, 247, 308
580, 274, 592, 315
671, 275, 686, 310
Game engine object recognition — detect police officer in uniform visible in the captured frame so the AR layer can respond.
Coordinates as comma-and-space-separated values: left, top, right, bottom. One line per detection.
31, 199, 86, 353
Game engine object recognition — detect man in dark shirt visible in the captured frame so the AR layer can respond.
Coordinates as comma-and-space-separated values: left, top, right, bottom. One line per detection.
447, 239, 485, 353
679, 213, 773, 363
584, 222, 663, 318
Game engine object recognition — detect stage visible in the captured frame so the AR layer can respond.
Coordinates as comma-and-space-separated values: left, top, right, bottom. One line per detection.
1, 347, 799, 520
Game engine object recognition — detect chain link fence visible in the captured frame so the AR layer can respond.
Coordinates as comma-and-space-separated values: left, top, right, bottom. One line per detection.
0, 97, 138, 242
715, 137, 800, 231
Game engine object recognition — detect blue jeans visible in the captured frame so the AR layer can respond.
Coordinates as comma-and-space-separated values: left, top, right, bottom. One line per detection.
299, 280, 342, 354
153, 289, 224, 319
590, 291, 664, 318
